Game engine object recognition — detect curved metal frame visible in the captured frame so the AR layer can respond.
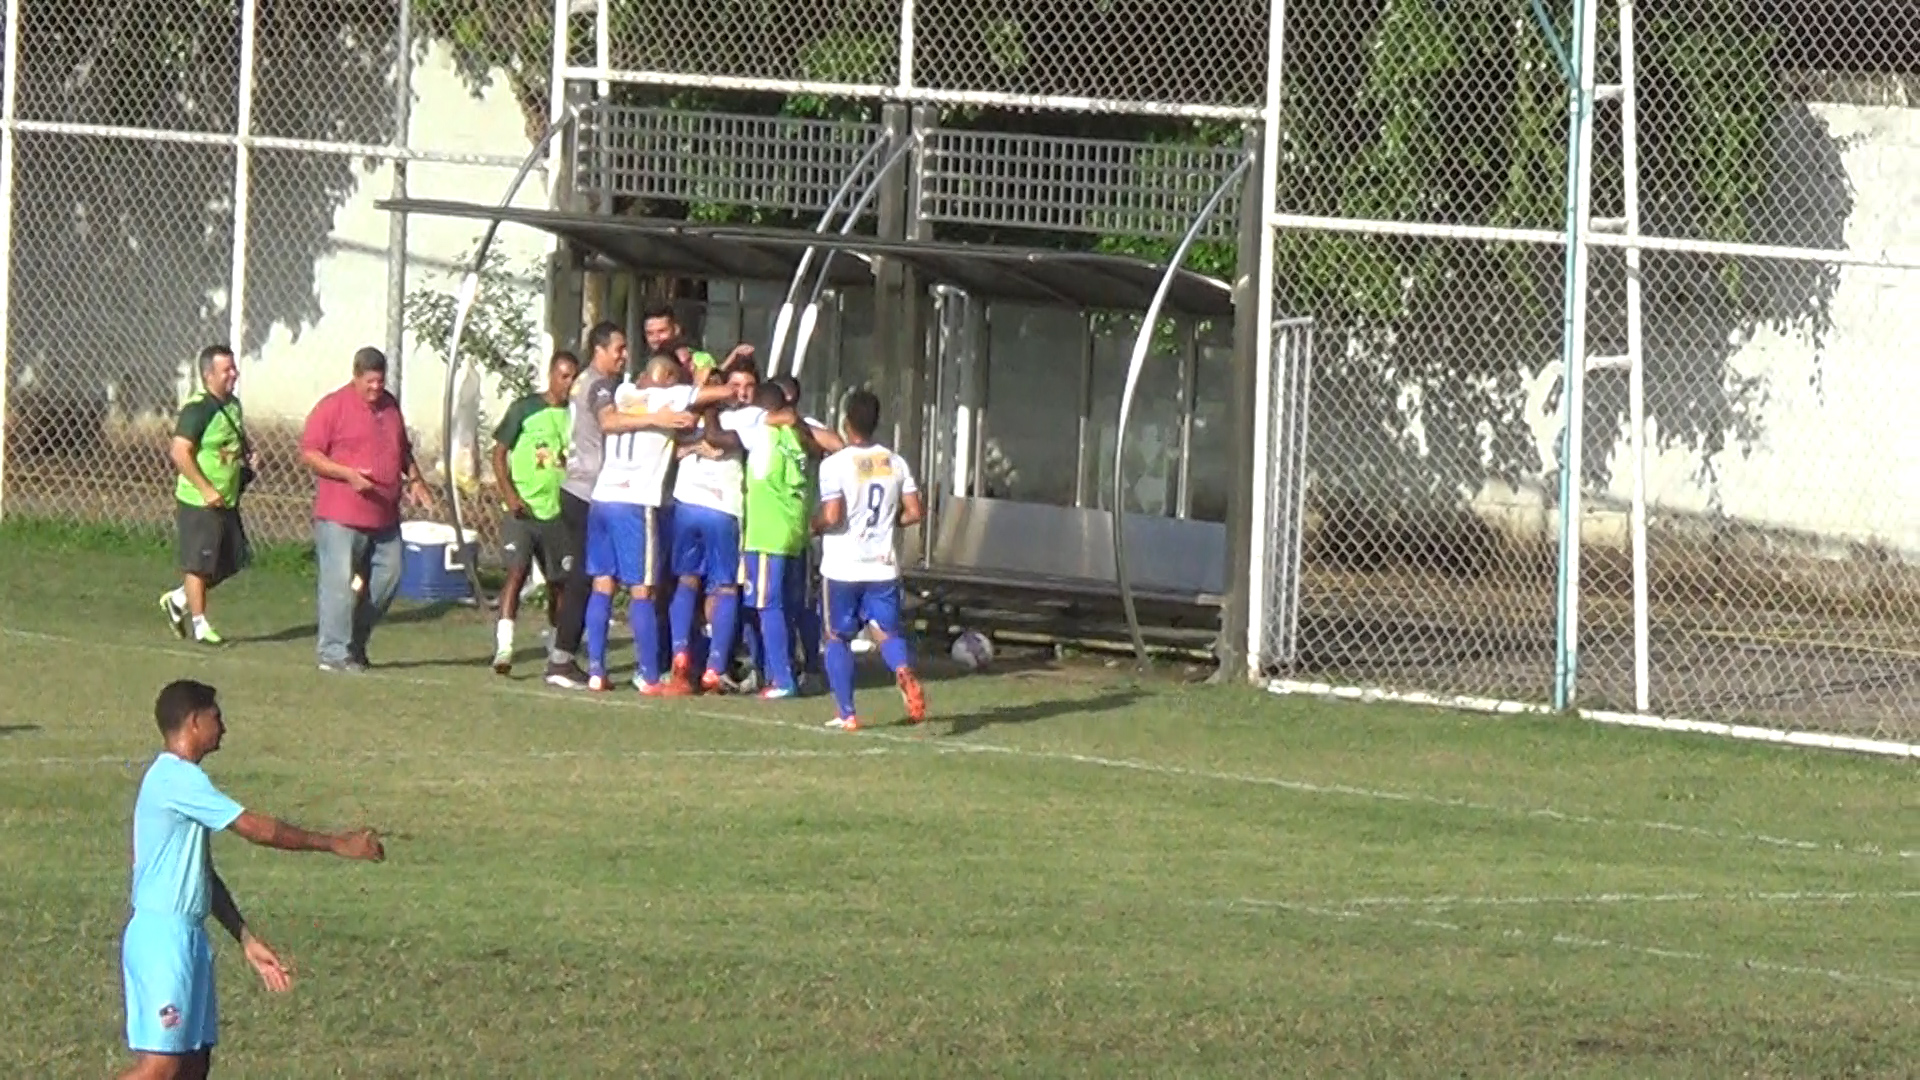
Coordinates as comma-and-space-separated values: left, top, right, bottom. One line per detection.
766, 133, 896, 377
1111, 153, 1255, 666
777, 136, 917, 382
437, 101, 591, 602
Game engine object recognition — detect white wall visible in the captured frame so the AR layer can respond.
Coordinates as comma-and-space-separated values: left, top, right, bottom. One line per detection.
235, 42, 548, 451
1484, 100, 1920, 561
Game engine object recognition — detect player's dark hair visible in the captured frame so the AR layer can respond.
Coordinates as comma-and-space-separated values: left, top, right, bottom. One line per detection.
155, 679, 218, 735
752, 381, 788, 411
723, 354, 759, 381
842, 389, 880, 440
771, 375, 801, 406
352, 346, 388, 376
549, 349, 579, 371
198, 344, 234, 373
585, 321, 624, 356
640, 303, 676, 326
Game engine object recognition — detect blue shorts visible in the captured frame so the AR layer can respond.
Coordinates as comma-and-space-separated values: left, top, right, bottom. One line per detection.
741, 552, 805, 612
584, 502, 662, 588
123, 912, 218, 1054
823, 578, 903, 639
670, 504, 742, 585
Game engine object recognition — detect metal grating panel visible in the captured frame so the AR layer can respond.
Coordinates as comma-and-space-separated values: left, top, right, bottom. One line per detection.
920, 129, 1245, 243
573, 104, 888, 218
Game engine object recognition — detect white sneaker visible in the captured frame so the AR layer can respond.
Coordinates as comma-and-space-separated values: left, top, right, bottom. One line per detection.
158, 592, 188, 639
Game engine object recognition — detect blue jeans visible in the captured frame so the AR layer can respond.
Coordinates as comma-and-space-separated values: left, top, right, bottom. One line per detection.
314, 519, 402, 665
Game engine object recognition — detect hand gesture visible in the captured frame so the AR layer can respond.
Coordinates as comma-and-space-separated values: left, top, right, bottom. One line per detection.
725, 343, 755, 367
347, 469, 376, 493
405, 478, 434, 507
243, 935, 293, 993
502, 489, 529, 518
198, 483, 227, 509
331, 828, 386, 863
664, 410, 698, 430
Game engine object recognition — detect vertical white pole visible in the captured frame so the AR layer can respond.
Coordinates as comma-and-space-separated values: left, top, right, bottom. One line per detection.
229, 0, 260, 356
593, 0, 610, 102
541, 0, 571, 361
386, 0, 413, 402
1620, 0, 1649, 713
0, 0, 20, 518
896, 0, 917, 94
1553, 0, 1600, 710
1246, 0, 1288, 680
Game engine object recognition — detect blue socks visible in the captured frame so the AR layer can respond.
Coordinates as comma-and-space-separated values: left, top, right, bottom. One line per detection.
706, 590, 741, 678
760, 606, 795, 692
878, 635, 912, 674
825, 637, 857, 718
584, 590, 613, 677
669, 579, 700, 656
629, 593, 659, 683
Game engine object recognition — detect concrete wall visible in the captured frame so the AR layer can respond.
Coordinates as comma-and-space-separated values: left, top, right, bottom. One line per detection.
1479, 100, 1920, 561
228, 42, 547, 450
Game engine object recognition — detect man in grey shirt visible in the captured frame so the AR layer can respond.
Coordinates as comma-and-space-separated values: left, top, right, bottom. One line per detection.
546, 321, 628, 688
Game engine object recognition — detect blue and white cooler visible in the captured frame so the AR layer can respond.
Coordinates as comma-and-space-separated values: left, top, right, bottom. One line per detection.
397, 520, 478, 602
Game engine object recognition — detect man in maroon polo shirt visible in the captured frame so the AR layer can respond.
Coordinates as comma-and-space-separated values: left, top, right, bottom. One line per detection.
299, 347, 431, 672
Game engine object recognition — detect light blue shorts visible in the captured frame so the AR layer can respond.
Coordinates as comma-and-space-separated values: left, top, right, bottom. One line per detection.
123, 912, 218, 1054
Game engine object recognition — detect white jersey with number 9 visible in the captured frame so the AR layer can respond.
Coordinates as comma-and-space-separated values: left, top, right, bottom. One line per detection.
817, 444, 917, 583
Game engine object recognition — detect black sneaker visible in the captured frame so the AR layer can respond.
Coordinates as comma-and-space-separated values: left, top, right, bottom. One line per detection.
544, 660, 589, 689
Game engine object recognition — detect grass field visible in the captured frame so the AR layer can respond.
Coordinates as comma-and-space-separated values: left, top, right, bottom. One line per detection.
0, 526, 1913, 1078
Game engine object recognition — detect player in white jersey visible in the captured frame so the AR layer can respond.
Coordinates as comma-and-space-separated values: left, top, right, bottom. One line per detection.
662, 362, 758, 693
813, 389, 927, 730
581, 354, 731, 692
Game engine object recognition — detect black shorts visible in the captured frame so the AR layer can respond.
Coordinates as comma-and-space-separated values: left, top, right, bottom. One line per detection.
500, 513, 571, 581
176, 503, 250, 583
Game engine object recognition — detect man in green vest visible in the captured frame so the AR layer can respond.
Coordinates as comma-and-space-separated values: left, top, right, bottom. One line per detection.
160, 345, 254, 645
490, 350, 580, 674
735, 380, 828, 698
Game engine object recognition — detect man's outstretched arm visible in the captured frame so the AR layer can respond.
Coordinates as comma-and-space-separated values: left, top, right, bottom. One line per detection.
227, 810, 385, 861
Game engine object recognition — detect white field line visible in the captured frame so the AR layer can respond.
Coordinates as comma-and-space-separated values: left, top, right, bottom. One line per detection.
1238, 890, 1920, 912
1233, 897, 1920, 994
3, 625, 1912, 862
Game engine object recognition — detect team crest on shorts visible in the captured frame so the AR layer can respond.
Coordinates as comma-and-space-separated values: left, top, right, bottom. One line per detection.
158, 1004, 181, 1029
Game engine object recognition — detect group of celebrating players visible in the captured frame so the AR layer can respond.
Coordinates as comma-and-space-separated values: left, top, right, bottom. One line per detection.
488, 307, 927, 730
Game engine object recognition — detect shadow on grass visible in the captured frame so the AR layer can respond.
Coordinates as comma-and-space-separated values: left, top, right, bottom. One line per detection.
0, 723, 41, 736
939, 687, 1147, 737
235, 599, 477, 647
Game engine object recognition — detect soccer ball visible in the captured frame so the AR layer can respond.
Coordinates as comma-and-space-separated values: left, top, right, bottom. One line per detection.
949, 630, 994, 672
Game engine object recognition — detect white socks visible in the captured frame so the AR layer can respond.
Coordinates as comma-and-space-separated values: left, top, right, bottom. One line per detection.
191, 615, 212, 639
495, 618, 515, 653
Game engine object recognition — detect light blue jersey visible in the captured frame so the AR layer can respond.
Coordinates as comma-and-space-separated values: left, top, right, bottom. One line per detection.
123, 752, 244, 1054
130, 752, 244, 918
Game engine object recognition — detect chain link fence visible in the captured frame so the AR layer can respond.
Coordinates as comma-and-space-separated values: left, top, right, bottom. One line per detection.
1570, 0, 1920, 740
1261, 1, 1920, 745
2, 2, 533, 546
591, 0, 1267, 114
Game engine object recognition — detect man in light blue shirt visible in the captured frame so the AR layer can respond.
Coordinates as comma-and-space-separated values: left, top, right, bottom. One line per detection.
121, 679, 385, 1080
